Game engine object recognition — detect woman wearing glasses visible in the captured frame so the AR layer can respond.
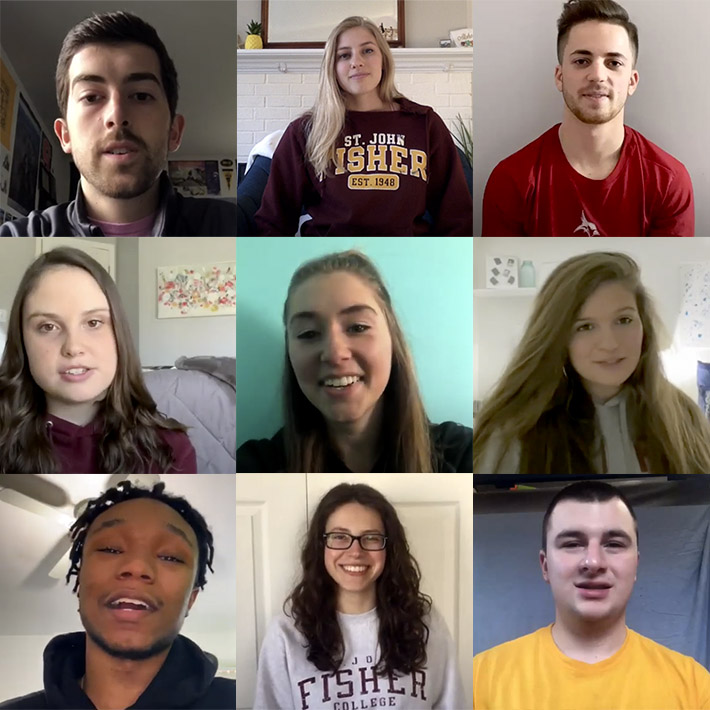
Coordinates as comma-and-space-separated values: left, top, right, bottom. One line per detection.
253, 483, 465, 709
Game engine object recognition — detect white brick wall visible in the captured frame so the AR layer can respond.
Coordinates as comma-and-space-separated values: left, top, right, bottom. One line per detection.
237, 71, 472, 164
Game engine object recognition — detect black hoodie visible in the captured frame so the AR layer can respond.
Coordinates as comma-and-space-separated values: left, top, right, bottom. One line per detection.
0, 632, 236, 709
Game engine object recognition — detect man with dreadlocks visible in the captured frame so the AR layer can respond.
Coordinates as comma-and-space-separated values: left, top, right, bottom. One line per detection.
0, 480, 236, 709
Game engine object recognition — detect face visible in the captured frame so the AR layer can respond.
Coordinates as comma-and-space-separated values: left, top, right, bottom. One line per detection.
334, 27, 384, 106
287, 272, 393, 428
568, 281, 643, 403
78, 498, 199, 661
540, 499, 638, 627
22, 266, 118, 424
54, 42, 184, 200
324, 502, 386, 608
554, 21, 639, 125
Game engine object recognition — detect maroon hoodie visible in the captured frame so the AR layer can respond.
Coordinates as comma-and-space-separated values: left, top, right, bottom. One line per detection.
254, 98, 473, 236
46, 414, 197, 473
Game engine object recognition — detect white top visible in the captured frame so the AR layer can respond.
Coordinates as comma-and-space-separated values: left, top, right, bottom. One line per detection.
253, 606, 465, 710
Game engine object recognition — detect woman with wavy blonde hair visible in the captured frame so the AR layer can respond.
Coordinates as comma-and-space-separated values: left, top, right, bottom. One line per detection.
473, 252, 710, 474
253, 16, 472, 236
237, 250, 472, 472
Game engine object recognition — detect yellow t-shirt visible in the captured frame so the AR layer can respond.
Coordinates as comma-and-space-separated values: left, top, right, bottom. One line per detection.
473, 625, 710, 710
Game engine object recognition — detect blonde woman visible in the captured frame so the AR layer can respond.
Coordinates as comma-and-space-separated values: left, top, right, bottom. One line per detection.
253, 16, 473, 236
237, 250, 473, 472
473, 252, 710, 474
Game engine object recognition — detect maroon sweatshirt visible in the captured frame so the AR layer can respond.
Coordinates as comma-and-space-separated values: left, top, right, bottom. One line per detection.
46, 414, 197, 473
254, 98, 473, 236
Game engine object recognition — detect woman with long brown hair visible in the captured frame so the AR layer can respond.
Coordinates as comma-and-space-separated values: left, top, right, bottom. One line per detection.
253, 483, 465, 709
237, 249, 472, 472
473, 251, 710, 474
253, 15, 472, 236
0, 246, 196, 473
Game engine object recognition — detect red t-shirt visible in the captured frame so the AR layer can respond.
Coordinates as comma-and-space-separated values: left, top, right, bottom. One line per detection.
482, 123, 694, 236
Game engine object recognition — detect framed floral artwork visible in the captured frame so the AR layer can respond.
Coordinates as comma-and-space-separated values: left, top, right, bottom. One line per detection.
157, 261, 236, 318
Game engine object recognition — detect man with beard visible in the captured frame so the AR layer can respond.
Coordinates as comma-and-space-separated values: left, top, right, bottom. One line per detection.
481, 0, 694, 236
472, 481, 710, 710
0, 481, 236, 709
0, 12, 236, 236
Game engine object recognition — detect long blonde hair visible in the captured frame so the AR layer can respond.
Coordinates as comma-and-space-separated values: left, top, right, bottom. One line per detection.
473, 252, 710, 474
282, 250, 433, 472
305, 16, 406, 180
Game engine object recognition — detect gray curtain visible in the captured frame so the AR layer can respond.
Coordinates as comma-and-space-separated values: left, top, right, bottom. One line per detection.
473, 499, 710, 670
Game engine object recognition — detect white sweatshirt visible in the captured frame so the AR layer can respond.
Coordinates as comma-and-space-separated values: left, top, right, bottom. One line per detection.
252, 606, 466, 710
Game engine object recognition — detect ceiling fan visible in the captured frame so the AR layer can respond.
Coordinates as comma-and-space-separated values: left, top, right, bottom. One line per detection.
0, 474, 162, 579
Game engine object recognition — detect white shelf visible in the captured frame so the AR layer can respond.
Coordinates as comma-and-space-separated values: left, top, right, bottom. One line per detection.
237, 47, 473, 74
473, 288, 537, 298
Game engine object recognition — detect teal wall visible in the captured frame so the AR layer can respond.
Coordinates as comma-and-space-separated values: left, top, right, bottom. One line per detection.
236, 237, 473, 446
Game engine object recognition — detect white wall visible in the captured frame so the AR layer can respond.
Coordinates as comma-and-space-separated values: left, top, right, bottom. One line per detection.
136, 237, 236, 366
472, 0, 710, 236
474, 237, 710, 404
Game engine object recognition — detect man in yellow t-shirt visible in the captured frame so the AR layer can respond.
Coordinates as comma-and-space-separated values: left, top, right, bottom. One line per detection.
473, 480, 710, 710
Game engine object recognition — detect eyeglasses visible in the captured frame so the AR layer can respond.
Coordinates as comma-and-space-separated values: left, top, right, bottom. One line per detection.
323, 532, 387, 551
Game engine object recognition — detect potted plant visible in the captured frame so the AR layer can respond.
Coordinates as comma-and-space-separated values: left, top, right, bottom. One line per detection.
245, 20, 263, 49
450, 113, 472, 167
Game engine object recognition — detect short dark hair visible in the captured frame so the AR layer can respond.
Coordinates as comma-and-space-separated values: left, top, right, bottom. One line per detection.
66, 480, 214, 593
56, 11, 179, 122
557, 0, 639, 66
541, 480, 639, 551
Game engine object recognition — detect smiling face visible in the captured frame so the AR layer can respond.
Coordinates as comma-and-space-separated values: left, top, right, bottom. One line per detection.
78, 498, 199, 661
334, 26, 384, 109
540, 498, 638, 628
324, 502, 386, 612
554, 21, 639, 126
22, 266, 118, 425
568, 281, 644, 403
287, 271, 393, 429
54, 42, 184, 202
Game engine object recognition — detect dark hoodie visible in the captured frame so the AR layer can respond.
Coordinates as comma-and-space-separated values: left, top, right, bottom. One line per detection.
0, 632, 236, 709
237, 420, 473, 472
0, 172, 236, 237
46, 414, 197, 474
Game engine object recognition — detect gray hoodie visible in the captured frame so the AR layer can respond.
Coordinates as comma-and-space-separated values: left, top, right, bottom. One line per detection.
475, 388, 644, 474
253, 606, 466, 710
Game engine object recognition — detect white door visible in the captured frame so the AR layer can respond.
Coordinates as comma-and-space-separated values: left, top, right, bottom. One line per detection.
236, 473, 473, 710
236, 473, 307, 710
35, 237, 116, 277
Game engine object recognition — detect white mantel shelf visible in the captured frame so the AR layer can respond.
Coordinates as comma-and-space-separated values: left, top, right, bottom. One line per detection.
237, 47, 472, 74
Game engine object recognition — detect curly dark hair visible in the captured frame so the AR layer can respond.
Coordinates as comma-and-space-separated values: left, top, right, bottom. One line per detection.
286, 483, 431, 676
66, 480, 214, 593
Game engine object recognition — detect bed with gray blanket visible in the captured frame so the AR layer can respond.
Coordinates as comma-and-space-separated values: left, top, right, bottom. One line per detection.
143, 356, 236, 473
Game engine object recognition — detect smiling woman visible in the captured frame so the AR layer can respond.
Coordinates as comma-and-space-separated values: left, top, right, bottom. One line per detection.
473, 251, 710, 474
236, 249, 473, 473
253, 483, 466, 709
0, 246, 197, 473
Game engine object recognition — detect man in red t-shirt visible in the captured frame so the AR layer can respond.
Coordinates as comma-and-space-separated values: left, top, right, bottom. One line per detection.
482, 0, 694, 237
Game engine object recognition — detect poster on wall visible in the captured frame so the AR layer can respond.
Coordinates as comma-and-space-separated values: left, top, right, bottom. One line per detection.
41, 133, 52, 172
679, 262, 710, 347
0, 58, 17, 151
156, 261, 236, 318
168, 160, 220, 197
8, 94, 41, 216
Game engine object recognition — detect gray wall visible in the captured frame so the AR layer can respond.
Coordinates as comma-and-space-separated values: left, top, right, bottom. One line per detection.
238, 0, 472, 48
473, 0, 710, 236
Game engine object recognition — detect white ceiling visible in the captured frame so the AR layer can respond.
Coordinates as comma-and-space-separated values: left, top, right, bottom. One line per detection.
0, 0, 237, 158
0, 474, 236, 637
